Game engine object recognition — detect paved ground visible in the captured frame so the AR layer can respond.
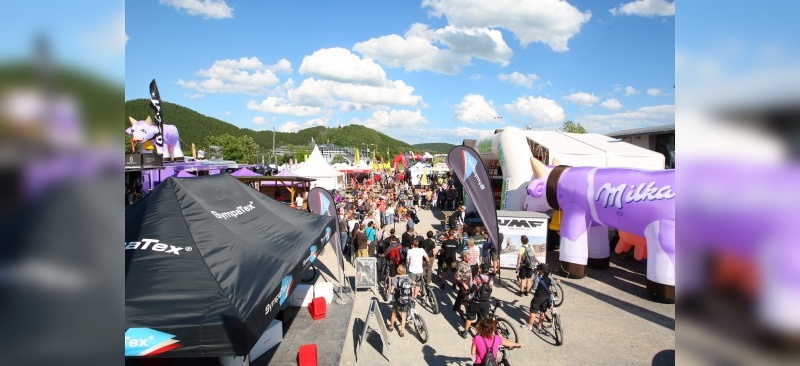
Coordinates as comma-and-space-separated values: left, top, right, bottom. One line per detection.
311, 207, 675, 366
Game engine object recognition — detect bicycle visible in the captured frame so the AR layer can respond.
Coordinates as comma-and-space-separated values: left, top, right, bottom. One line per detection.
416, 275, 439, 314
406, 299, 429, 344
497, 345, 521, 366
460, 297, 518, 344
549, 305, 563, 346
379, 262, 391, 302
550, 277, 564, 307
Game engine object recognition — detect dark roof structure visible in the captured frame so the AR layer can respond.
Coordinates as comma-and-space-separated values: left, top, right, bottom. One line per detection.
606, 124, 674, 138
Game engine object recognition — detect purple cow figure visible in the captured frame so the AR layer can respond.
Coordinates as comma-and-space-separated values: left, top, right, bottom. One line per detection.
525, 157, 675, 302
126, 116, 184, 160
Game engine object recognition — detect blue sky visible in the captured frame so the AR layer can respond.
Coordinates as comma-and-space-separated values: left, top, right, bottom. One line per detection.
125, 0, 675, 144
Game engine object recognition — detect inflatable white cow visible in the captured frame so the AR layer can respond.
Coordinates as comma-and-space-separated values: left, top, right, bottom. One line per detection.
126, 116, 184, 159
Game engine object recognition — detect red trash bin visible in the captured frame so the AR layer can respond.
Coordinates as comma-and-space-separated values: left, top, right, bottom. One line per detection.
297, 344, 317, 366
308, 297, 326, 320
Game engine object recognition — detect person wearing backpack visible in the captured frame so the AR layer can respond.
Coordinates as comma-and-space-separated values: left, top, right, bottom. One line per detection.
387, 264, 413, 337
522, 263, 555, 333
459, 264, 494, 339
382, 237, 403, 282
471, 318, 522, 366
515, 235, 536, 296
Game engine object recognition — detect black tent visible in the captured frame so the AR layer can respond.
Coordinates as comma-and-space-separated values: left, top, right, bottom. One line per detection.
125, 174, 335, 358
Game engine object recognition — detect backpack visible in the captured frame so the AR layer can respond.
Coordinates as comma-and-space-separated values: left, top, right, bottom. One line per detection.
387, 245, 403, 266
480, 336, 497, 366
394, 276, 413, 305
476, 275, 492, 302
520, 245, 535, 269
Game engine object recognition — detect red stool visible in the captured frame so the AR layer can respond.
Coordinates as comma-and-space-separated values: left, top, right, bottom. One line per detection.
297, 344, 317, 366
308, 297, 327, 320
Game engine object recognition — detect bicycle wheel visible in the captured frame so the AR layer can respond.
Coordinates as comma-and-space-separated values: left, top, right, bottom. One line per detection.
494, 317, 518, 344
426, 285, 439, 314
413, 314, 429, 344
553, 313, 563, 346
552, 281, 564, 307
381, 278, 390, 302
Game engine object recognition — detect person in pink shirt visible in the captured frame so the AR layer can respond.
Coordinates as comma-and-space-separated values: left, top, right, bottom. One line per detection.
471, 318, 521, 366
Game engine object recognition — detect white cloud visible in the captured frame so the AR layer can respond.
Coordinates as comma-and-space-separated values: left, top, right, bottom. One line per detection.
503, 96, 565, 125
353, 24, 512, 74
600, 98, 623, 110
498, 72, 539, 88
183, 93, 205, 100
353, 109, 429, 130
469, 74, 484, 80
610, 0, 675, 17
178, 57, 281, 94
624, 85, 638, 96
647, 88, 663, 96
422, 0, 592, 52
299, 48, 386, 86
563, 92, 600, 106
578, 104, 674, 133
276, 117, 330, 133
289, 77, 423, 109
454, 94, 500, 123
224, 111, 231, 116
159, 0, 233, 19
252, 116, 265, 124
247, 97, 322, 116
270, 59, 293, 74
395, 126, 496, 144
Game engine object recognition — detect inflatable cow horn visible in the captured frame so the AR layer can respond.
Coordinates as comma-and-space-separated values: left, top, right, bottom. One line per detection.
145, 116, 153, 125
128, 116, 137, 125
552, 158, 562, 166
530, 157, 551, 179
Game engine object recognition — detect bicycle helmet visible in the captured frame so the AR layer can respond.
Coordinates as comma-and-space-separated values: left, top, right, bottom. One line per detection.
537, 263, 550, 273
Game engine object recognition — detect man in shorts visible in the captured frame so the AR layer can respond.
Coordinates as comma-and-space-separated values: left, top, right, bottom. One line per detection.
439, 229, 460, 289
459, 264, 494, 338
453, 252, 473, 314
523, 263, 554, 333
405, 239, 428, 301
387, 264, 412, 337
515, 235, 535, 296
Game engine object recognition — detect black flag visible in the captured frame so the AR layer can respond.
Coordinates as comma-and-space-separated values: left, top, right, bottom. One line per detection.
149, 79, 165, 149
447, 146, 500, 249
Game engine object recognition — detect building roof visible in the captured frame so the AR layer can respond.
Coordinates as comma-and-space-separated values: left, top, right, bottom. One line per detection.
606, 124, 674, 138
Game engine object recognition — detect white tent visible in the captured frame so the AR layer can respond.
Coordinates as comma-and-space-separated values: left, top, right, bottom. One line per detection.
562, 132, 664, 170
293, 145, 346, 190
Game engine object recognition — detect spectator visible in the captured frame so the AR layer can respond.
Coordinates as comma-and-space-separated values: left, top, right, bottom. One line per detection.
472, 319, 521, 365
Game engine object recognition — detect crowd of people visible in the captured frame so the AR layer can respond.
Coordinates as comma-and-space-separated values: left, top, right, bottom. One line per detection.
125, 179, 145, 207
335, 171, 558, 366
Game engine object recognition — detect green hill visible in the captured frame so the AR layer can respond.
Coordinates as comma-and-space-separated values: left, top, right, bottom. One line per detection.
412, 143, 456, 154
124, 99, 416, 157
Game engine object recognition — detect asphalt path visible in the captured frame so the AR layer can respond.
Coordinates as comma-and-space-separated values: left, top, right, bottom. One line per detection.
315, 207, 675, 366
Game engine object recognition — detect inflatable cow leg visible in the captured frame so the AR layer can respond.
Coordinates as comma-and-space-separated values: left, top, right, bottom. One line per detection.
587, 226, 610, 269
644, 219, 676, 303
558, 204, 590, 279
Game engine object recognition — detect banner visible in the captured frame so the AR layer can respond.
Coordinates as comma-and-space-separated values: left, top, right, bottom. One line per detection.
308, 187, 345, 284
447, 146, 500, 249
148, 79, 165, 150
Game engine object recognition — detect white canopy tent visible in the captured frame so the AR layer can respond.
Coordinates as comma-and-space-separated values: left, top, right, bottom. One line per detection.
293, 145, 347, 190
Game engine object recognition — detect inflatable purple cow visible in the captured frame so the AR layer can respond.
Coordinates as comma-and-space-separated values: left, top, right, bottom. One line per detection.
525, 157, 675, 302
126, 116, 184, 159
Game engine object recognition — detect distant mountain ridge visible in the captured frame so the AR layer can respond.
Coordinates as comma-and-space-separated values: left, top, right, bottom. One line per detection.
124, 99, 451, 156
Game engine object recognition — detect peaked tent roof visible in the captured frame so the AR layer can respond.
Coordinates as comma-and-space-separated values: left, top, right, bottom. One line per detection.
125, 174, 335, 357
230, 167, 264, 177
294, 145, 345, 178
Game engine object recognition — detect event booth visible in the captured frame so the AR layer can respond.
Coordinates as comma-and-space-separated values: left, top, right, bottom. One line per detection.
125, 174, 336, 362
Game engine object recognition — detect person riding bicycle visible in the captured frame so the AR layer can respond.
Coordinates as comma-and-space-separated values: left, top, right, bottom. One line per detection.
387, 264, 412, 337
406, 239, 428, 302
471, 318, 522, 366
523, 263, 554, 333
459, 264, 494, 339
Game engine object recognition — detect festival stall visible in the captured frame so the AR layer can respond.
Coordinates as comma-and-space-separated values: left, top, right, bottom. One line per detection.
125, 174, 336, 361
293, 145, 346, 191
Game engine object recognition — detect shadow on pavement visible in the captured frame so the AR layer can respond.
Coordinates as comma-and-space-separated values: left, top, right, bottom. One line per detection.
651, 349, 675, 366
422, 344, 473, 366
562, 280, 675, 331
